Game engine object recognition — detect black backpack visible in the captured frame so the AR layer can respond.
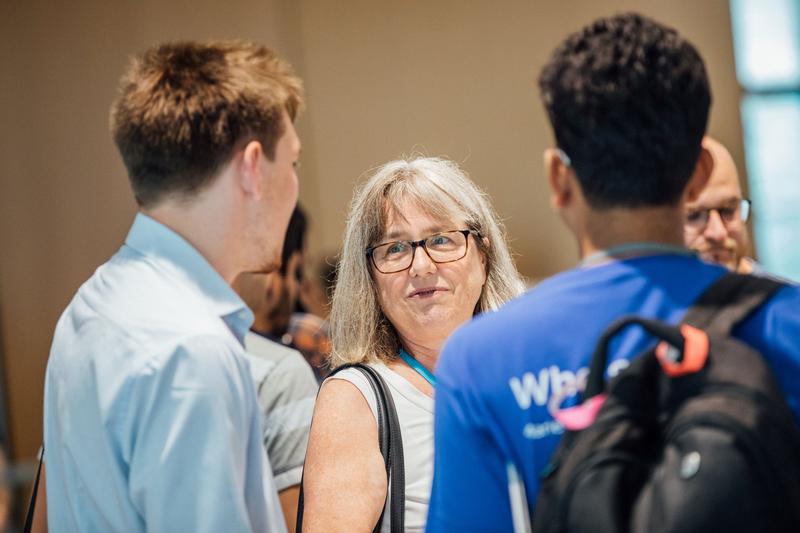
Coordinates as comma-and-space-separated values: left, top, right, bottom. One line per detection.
533, 273, 800, 533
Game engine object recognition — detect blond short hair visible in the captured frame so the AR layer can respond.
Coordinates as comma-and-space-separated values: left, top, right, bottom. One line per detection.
329, 157, 526, 369
110, 40, 304, 207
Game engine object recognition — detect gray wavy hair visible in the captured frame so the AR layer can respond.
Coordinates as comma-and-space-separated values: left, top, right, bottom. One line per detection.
329, 157, 526, 369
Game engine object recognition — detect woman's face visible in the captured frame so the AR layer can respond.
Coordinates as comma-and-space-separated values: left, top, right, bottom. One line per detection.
372, 200, 487, 350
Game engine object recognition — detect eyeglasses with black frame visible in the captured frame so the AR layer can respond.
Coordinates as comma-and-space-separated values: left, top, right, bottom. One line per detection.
685, 198, 752, 231
366, 229, 480, 274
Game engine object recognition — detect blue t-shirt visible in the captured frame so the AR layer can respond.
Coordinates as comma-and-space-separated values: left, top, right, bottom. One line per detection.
427, 255, 800, 532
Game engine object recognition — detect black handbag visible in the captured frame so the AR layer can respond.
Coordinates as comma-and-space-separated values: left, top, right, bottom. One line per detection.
296, 363, 405, 533
23, 446, 44, 533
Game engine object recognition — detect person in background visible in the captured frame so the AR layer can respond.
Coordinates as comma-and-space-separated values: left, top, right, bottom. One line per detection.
426, 13, 800, 531
244, 206, 309, 346
684, 136, 764, 275
240, 203, 333, 382
0, 445, 9, 532
290, 255, 337, 382
42, 40, 303, 532
301, 157, 525, 532
233, 206, 319, 533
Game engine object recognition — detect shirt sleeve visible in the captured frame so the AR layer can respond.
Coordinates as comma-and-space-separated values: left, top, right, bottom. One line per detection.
259, 350, 318, 491
124, 335, 272, 533
736, 284, 800, 422
427, 332, 516, 533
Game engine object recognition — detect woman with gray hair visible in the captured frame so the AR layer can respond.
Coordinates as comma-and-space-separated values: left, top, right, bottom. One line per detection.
300, 157, 525, 532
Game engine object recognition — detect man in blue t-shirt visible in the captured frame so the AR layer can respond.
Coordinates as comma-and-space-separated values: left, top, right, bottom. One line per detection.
426, 13, 800, 533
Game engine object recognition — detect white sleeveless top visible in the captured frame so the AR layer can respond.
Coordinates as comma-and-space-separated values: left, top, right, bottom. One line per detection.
328, 361, 434, 532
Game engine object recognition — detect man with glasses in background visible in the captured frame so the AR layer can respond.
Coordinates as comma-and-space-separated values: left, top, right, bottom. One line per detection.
684, 136, 766, 275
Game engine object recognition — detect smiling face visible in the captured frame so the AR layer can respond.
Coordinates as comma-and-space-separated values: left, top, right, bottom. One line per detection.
372, 199, 487, 352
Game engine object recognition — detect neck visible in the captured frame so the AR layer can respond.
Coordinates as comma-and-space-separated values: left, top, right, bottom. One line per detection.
251, 316, 275, 337
144, 200, 242, 284
577, 205, 687, 259
398, 335, 440, 373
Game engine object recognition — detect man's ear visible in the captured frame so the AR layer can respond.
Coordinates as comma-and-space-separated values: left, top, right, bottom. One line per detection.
543, 148, 573, 209
685, 146, 713, 202
263, 271, 282, 308
240, 140, 266, 199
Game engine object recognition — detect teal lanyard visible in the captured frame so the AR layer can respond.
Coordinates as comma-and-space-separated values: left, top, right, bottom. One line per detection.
399, 348, 437, 387
580, 241, 695, 268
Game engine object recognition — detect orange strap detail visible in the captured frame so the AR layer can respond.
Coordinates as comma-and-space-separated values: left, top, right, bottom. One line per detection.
656, 324, 709, 377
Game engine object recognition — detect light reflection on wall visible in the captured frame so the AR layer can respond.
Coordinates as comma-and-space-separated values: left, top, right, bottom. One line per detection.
741, 95, 800, 279
731, 0, 800, 90
730, 0, 800, 281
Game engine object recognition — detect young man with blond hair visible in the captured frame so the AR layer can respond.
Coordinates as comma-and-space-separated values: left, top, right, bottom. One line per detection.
43, 40, 303, 532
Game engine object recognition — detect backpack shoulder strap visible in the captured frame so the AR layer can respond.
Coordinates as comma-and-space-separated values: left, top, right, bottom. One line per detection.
296, 363, 405, 533
683, 272, 785, 335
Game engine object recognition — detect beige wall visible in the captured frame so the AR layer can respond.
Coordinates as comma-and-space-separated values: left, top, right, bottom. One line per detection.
0, 0, 742, 459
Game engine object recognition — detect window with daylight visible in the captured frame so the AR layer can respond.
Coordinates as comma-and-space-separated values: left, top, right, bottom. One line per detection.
730, 0, 800, 280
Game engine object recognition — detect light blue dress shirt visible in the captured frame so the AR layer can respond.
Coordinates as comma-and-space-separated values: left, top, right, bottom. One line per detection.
43, 213, 287, 533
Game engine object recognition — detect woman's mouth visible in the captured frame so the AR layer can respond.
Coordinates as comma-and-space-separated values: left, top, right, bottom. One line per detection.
409, 287, 444, 298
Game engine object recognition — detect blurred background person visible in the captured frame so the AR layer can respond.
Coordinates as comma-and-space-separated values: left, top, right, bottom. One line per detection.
290, 255, 338, 382
234, 205, 320, 533
248, 206, 308, 346
684, 136, 763, 274
0, 445, 9, 532
243, 204, 333, 381
300, 157, 525, 532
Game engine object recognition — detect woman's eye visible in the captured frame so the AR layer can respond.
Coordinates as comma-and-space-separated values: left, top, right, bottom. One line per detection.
386, 243, 407, 255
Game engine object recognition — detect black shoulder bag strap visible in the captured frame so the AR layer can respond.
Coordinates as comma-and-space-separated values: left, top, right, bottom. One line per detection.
23, 445, 44, 533
296, 363, 405, 533
682, 272, 785, 335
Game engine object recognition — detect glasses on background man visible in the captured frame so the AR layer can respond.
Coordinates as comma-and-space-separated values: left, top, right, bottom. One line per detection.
685, 198, 752, 232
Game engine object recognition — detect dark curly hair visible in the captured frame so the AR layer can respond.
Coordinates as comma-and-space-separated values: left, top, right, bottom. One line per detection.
111, 40, 304, 208
538, 13, 711, 208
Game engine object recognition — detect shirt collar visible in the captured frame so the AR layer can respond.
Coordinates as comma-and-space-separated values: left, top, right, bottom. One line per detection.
124, 213, 254, 343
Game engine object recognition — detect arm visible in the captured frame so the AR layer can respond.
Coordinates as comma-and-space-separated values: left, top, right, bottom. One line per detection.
30, 463, 47, 533
279, 486, 300, 533
259, 351, 318, 532
301, 379, 387, 533
736, 284, 800, 422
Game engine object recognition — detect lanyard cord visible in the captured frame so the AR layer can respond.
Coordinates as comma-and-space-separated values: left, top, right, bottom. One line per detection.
579, 241, 695, 268
399, 348, 437, 387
